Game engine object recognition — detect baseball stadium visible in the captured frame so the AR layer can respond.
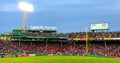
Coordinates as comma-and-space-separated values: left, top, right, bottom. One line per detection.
0, 1, 120, 63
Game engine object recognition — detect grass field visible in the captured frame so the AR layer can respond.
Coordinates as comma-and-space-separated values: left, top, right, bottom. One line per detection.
0, 56, 120, 63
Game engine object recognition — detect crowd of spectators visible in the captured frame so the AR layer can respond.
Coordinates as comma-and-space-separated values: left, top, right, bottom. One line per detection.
0, 32, 120, 58
24, 31, 67, 38
20, 31, 120, 39
68, 32, 120, 38
1, 41, 118, 58
0, 40, 22, 54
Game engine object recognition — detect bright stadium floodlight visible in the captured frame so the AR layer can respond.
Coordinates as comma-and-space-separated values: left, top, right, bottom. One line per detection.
18, 1, 34, 31
19, 2, 34, 12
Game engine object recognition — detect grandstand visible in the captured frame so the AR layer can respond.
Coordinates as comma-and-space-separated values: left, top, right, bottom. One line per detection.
0, 26, 120, 58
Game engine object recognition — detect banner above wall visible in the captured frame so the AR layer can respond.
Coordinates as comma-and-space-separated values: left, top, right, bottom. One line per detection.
29, 26, 57, 30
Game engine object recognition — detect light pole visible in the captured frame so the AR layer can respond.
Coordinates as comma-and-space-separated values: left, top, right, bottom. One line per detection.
18, 2, 34, 31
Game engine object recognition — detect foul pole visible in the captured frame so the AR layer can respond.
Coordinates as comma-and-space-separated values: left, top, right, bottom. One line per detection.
86, 27, 89, 54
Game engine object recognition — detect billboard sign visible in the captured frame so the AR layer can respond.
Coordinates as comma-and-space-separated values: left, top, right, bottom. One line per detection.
91, 23, 108, 30
29, 26, 57, 30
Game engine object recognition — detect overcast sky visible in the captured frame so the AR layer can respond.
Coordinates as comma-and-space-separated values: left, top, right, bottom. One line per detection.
0, 0, 120, 33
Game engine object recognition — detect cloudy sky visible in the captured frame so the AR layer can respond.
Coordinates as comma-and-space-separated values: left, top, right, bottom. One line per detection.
0, 0, 120, 33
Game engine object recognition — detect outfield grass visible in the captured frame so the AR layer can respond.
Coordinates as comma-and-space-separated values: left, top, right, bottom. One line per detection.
0, 56, 120, 63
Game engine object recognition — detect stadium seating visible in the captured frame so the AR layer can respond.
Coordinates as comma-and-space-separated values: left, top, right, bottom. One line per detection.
0, 32, 120, 58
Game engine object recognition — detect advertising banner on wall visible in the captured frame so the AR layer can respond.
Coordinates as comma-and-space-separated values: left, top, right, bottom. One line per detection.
80, 38, 86, 40
112, 38, 120, 40
104, 38, 113, 40
73, 38, 80, 40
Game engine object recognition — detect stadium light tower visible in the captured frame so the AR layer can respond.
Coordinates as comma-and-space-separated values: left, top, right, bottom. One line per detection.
18, 1, 34, 31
